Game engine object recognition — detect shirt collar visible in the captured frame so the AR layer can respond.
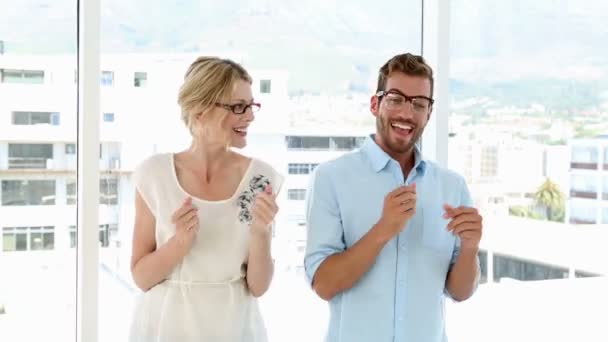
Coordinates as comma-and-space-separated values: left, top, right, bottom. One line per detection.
361, 134, 427, 175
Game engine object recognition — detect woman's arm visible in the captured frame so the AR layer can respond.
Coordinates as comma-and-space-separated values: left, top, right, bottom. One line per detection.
130, 193, 198, 291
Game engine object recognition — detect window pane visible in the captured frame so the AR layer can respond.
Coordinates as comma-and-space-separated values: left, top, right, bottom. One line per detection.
0, 0, 77, 340
448, 1, 607, 340
98, 1, 422, 341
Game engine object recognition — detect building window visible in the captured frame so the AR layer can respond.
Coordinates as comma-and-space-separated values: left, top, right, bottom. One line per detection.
603, 176, 608, 201
101, 71, 114, 86
603, 207, 608, 224
100, 178, 118, 205
0, 69, 44, 84
286, 136, 364, 151
69, 224, 116, 248
2, 226, 54, 251
480, 146, 498, 178
569, 201, 597, 224
287, 189, 307, 201
570, 174, 598, 199
571, 146, 598, 170
288, 163, 318, 175
492, 253, 568, 282
331, 137, 363, 150
1, 180, 56, 206
66, 180, 76, 205
65, 143, 76, 155
103, 112, 115, 122
11, 111, 60, 125
134, 72, 147, 87
286, 136, 330, 150
604, 148, 608, 170
8, 143, 53, 169
260, 79, 271, 94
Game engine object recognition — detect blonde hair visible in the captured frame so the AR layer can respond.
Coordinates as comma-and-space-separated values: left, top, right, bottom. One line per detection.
178, 56, 252, 135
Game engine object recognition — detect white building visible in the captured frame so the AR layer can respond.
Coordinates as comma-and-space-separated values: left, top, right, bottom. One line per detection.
566, 136, 608, 224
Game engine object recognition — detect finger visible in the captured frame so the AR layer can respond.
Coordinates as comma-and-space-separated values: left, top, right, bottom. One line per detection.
451, 222, 482, 235
254, 195, 274, 213
187, 217, 199, 231
176, 209, 197, 231
390, 183, 416, 198
443, 205, 477, 219
177, 208, 198, 226
447, 213, 481, 230
182, 211, 199, 231
459, 230, 480, 240
258, 193, 279, 213
171, 198, 194, 223
252, 206, 272, 225
394, 192, 416, 203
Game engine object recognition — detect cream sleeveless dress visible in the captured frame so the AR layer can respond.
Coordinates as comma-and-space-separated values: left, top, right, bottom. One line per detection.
129, 153, 283, 342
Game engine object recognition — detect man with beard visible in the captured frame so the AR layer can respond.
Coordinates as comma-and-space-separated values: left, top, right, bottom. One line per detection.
304, 53, 483, 342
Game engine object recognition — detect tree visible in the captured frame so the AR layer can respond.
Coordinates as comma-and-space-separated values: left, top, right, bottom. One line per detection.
534, 178, 565, 222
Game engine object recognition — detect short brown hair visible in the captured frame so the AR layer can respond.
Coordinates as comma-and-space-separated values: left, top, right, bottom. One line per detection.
376, 53, 434, 98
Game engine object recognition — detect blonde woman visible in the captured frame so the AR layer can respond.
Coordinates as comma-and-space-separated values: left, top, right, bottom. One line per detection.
129, 57, 283, 342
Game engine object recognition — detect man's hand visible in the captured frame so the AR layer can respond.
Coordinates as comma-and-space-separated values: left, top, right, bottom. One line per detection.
376, 183, 417, 239
444, 204, 483, 250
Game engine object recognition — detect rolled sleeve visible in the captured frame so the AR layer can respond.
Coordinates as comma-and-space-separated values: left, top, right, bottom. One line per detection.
304, 164, 345, 287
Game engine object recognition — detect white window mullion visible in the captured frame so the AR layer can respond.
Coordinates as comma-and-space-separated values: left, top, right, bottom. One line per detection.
421, 0, 451, 167
77, 0, 101, 341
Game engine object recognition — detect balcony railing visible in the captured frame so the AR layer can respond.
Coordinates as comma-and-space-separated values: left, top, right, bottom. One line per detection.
8, 157, 49, 169
570, 162, 598, 170
570, 190, 597, 199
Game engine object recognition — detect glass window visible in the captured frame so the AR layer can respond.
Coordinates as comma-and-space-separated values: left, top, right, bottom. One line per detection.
8, 143, 53, 169
97, 1, 422, 340
260, 79, 271, 94
66, 180, 77, 205
288, 163, 318, 175
100, 178, 118, 205
0, 0, 77, 340
0, 69, 44, 84
65, 143, 76, 155
287, 189, 307, 201
11, 111, 59, 125
449, 1, 608, 340
1, 180, 56, 206
572, 146, 598, 163
331, 137, 363, 150
103, 112, 115, 122
134, 71, 147, 87
570, 174, 598, 196
2, 226, 54, 251
101, 70, 114, 86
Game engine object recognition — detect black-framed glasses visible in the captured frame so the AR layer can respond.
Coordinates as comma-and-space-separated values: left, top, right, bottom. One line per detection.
215, 102, 261, 115
376, 89, 434, 114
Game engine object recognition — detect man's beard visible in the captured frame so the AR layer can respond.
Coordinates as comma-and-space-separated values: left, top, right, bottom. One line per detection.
376, 115, 422, 155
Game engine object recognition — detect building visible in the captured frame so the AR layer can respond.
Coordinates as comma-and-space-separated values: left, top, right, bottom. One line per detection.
566, 136, 608, 224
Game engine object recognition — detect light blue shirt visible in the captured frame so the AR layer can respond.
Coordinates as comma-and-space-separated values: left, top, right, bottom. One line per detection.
305, 135, 475, 342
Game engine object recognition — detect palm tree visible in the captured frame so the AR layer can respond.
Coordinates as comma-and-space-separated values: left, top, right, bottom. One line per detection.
534, 178, 564, 222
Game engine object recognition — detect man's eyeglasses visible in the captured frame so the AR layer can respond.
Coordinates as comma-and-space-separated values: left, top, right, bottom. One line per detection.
215, 102, 261, 115
376, 90, 433, 114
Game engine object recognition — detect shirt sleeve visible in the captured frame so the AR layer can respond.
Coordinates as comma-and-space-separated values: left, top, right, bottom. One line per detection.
304, 164, 346, 287
131, 157, 157, 215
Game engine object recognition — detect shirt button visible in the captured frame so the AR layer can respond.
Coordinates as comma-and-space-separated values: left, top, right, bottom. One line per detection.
398, 316, 403, 321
